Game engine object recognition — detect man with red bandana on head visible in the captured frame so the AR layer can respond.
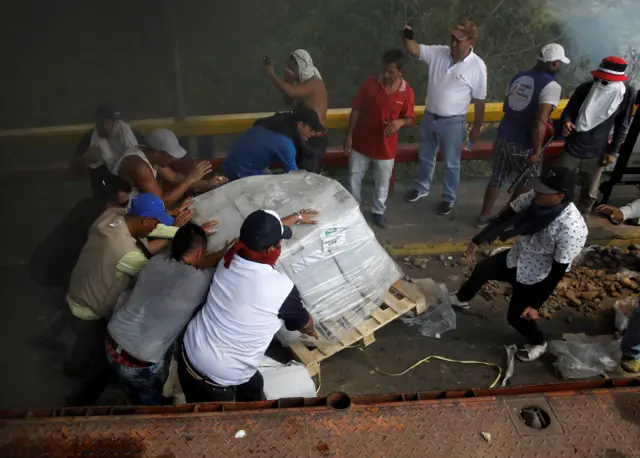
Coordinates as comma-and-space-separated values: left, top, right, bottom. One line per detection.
178, 208, 319, 402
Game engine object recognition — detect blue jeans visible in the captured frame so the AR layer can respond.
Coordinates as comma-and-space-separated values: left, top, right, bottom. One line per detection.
348, 150, 395, 215
414, 112, 466, 203
107, 352, 167, 405
622, 305, 640, 359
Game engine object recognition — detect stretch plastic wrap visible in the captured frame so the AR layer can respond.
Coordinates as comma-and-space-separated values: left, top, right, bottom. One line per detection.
190, 172, 403, 341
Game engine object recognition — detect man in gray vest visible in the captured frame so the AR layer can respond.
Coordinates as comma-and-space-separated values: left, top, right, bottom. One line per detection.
106, 223, 232, 405
64, 193, 177, 406
477, 44, 568, 227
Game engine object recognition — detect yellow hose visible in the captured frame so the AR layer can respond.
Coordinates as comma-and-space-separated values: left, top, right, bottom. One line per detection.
314, 346, 504, 395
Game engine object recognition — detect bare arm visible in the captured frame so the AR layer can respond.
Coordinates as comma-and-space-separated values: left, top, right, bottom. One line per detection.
531, 103, 555, 157
147, 239, 170, 254
155, 162, 212, 207
157, 165, 222, 192
196, 250, 226, 270
346, 109, 360, 137
281, 209, 318, 227
472, 99, 486, 126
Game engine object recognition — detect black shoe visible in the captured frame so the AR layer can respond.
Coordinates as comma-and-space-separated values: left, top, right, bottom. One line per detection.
437, 201, 454, 215
373, 214, 388, 228
405, 189, 428, 202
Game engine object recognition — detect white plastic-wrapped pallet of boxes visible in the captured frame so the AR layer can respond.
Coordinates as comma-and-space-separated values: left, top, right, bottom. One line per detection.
190, 172, 403, 342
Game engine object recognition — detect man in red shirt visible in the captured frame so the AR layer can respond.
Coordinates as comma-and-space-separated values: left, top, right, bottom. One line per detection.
344, 49, 415, 228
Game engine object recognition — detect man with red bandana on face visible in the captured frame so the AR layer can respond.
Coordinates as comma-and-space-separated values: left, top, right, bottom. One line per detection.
178, 208, 319, 402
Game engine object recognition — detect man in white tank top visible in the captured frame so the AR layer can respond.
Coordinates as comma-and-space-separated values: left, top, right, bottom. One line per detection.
115, 128, 228, 207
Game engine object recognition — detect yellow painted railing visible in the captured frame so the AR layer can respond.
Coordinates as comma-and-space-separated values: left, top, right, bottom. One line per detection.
0, 100, 572, 145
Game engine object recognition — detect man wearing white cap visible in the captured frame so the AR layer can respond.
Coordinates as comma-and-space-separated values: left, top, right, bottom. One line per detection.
114, 128, 228, 207
558, 56, 636, 214
476, 44, 570, 227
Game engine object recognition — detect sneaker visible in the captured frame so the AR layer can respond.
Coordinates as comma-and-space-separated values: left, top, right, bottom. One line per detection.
621, 355, 640, 373
516, 342, 548, 362
373, 214, 388, 228
474, 214, 492, 229
405, 189, 428, 202
449, 293, 470, 310
437, 201, 454, 215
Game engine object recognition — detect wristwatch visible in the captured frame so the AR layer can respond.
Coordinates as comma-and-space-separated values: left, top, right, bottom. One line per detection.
296, 212, 302, 224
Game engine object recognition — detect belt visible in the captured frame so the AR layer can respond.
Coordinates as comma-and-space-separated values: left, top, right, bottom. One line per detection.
106, 334, 153, 367
180, 343, 227, 389
427, 112, 463, 120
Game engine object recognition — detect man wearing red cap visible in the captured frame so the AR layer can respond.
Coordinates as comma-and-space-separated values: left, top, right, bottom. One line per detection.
402, 20, 487, 215
558, 56, 636, 214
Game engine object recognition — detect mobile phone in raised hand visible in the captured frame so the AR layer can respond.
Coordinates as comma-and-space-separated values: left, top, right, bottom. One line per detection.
403, 27, 414, 40
263, 56, 272, 65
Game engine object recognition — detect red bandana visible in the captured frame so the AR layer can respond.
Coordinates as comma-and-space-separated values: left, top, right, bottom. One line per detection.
223, 241, 281, 268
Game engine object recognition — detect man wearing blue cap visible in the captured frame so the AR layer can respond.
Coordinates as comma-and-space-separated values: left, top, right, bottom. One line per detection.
64, 193, 185, 406
178, 208, 319, 402
71, 101, 144, 196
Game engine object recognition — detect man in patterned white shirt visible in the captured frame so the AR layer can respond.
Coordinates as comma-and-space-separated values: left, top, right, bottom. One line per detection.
450, 166, 588, 361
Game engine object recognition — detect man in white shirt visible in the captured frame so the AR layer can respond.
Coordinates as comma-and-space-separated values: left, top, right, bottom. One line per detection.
477, 44, 569, 228
451, 167, 588, 362
71, 101, 142, 196
178, 208, 319, 402
403, 20, 488, 215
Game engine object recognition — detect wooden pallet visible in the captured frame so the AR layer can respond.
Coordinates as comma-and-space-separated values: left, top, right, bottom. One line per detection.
289, 280, 426, 376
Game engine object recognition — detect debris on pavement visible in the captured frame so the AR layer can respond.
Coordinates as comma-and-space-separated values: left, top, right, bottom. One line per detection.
401, 278, 456, 338
502, 345, 517, 387
481, 432, 492, 443
548, 333, 622, 380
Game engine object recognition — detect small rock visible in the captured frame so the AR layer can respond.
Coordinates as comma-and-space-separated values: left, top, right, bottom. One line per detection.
481, 432, 491, 443
443, 262, 449, 267
447, 256, 453, 260
438, 254, 446, 261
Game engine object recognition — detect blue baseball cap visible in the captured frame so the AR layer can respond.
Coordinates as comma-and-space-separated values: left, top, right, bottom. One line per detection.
240, 209, 292, 251
128, 193, 174, 226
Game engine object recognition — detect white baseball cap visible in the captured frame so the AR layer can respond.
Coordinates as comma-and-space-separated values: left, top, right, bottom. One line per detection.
538, 43, 570, 64
144, 128, 187, 159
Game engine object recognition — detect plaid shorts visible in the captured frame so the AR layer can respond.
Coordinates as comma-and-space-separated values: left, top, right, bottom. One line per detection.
489, 136, 541, 189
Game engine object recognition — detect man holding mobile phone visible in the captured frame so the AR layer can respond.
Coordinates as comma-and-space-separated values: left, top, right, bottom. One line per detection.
402, 20, 487, 216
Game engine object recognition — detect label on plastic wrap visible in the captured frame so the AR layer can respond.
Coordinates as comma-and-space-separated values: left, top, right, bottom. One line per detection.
291, 250, 326, 274
321, 228, 346, 252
